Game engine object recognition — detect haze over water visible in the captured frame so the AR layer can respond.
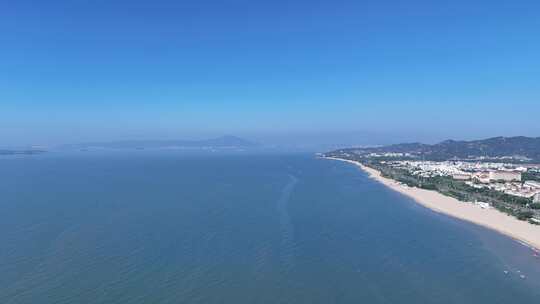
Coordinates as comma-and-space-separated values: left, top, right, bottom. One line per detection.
2, 151, 540, 303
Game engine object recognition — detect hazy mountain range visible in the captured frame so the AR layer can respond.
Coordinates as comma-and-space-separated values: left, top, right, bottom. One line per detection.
328, 136, 540, 162
0, 149, 45, 155
60, 136, 259, 150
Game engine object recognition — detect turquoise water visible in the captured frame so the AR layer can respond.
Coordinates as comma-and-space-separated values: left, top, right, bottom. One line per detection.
1, 151, 540, 303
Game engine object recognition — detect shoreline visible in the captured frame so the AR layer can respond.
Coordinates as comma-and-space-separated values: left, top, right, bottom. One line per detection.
325, 157, 540, 252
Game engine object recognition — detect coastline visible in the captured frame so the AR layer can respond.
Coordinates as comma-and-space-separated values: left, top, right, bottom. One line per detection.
325, 157, 540, 252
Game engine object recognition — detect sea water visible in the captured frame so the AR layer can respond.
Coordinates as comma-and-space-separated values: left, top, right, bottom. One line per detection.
1, 151, 539, 303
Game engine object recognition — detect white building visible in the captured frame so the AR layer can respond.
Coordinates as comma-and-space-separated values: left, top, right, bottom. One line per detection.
524, 181, 540, 189
473, 172, 491, 184
452, 173, 471, 180
489, 170, 521, 182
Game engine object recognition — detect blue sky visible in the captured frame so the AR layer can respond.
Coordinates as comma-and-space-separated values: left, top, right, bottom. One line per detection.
2, 0, 540, 147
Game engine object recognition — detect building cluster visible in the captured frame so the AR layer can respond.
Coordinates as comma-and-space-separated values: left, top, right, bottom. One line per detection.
383, 160, 540, 200
479, 180, 540, 199
366, 152, 413, 158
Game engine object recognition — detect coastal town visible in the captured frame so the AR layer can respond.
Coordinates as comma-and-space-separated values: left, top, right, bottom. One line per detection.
324, 143, 540, 226
380, 159, 540, 203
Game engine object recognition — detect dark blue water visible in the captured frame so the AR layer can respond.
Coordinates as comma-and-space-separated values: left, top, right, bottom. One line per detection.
1, 151, 540, 303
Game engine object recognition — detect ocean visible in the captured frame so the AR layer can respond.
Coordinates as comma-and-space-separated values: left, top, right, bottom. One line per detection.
1, 151, 540, 303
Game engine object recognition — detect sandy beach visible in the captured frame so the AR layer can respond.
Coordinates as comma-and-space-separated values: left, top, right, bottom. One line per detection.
326, 157, 540, 251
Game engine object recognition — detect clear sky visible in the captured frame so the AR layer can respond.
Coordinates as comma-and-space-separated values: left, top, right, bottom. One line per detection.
2, 0, 540, 147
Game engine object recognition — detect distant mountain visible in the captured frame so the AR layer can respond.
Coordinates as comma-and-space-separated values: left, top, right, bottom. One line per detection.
327, 136, 540, 162
60, 136, 260, 150
0, 149, 45, 155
